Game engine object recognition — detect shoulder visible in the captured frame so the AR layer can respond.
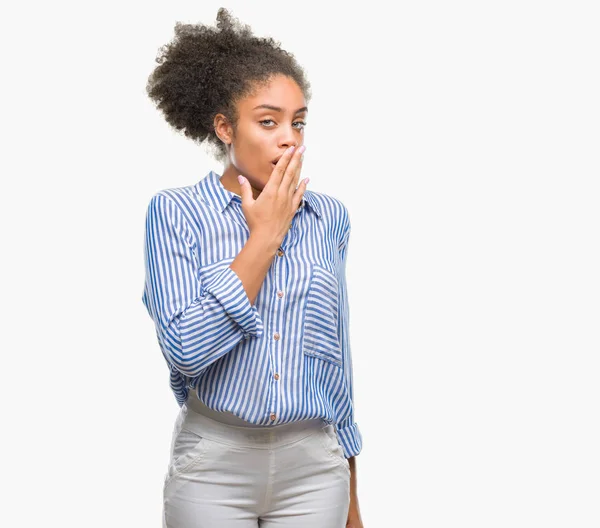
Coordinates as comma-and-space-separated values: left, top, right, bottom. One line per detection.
143, 184, 209, 247
305, 189, 351, 241
147, 183, 198, 210
305, 189, 349, 225
145, 183, 208, 225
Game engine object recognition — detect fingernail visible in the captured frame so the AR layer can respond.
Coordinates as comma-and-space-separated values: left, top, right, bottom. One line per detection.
287, 146, 295, 154
305, 177, 310, 184
298, 145, 306, 154
237, 175, 245, 184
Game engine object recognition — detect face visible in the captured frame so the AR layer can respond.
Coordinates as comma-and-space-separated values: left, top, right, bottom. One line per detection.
216, 74, 307, 195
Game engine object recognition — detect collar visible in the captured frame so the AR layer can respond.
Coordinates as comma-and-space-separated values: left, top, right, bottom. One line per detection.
194, 170, 322, 219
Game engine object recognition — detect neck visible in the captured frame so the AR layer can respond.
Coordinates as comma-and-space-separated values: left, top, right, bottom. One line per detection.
220, 165, 261, 200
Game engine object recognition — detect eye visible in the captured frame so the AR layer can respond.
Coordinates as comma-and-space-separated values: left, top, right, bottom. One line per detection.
259, 119, 307, 130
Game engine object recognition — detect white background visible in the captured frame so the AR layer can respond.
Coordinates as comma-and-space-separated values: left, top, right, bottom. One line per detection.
2, 1, 599, 526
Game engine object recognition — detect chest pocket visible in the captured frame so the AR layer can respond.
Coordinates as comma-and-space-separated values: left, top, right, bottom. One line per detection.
302, 263, 343, 368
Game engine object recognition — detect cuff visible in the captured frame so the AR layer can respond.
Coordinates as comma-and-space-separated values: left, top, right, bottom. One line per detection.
334, 421, 363, 459
203, 266, 264, 338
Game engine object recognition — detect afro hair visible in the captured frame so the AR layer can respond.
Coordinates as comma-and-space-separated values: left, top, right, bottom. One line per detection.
146, 7, 312, 162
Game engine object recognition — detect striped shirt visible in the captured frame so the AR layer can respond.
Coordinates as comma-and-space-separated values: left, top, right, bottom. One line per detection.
141, 170, 362, 458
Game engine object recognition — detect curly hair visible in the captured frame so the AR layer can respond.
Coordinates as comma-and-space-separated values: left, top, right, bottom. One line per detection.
146, 7, 312, 162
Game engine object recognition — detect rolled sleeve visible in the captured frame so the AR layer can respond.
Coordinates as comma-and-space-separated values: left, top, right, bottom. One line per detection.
202, 266, 264, 338
335, 419, 363, 459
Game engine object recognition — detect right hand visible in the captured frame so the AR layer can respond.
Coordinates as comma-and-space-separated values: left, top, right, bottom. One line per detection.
238, 144, 308, 247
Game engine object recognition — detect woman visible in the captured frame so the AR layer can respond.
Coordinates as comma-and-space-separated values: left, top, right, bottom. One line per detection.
142, 8, 364, 527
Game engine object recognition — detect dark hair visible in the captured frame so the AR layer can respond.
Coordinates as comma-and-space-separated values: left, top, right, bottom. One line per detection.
146, 7, 312, 162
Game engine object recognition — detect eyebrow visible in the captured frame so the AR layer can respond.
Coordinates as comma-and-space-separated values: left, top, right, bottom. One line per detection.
252, 104, 308, 114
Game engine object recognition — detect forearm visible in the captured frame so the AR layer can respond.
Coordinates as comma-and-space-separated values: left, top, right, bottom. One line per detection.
230, 231, 280, 305
349, 456, 358, 491
348, 456, 361, 508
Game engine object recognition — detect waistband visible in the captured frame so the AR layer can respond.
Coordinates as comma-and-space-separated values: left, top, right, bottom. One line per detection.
180, 402, 327, 449
186, 389, 264, 427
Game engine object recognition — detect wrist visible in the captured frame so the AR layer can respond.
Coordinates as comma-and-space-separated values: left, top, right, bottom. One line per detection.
247, 230, 281, 255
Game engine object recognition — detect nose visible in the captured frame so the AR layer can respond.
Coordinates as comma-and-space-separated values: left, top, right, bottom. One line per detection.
278, 128, 300, 149
279, 139, 298, 149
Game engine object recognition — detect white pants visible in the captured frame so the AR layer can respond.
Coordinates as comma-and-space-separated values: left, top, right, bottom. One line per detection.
163, 402, 351, 527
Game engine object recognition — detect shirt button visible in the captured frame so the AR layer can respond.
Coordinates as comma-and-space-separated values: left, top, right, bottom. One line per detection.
273, 332, 280, 340
277, 291, 284, 298
270, 413, 276, 421
277, 249, 284, 257
274, 373, 280, 380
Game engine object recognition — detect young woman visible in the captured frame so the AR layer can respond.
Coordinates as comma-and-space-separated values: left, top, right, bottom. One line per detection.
142, 8, 364, 527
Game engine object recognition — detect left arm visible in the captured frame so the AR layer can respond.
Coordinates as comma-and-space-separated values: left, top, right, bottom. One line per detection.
335, 206, 364, 527
347, 456, 363, 527
334, 208, 363, 458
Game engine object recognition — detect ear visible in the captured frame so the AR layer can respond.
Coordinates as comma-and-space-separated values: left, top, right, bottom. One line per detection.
213, 113, 233, 145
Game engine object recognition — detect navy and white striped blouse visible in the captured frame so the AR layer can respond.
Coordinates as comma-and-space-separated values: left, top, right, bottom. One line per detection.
142, 170, 362, 458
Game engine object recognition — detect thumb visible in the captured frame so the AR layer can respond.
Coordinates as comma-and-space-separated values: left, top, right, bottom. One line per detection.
237, 175, 253, 204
